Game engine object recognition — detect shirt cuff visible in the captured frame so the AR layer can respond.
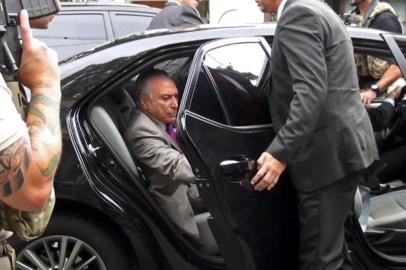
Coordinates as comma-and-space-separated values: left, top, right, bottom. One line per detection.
383, 98, 395, 107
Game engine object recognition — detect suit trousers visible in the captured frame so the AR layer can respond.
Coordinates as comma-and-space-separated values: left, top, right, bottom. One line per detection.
297, 170, 363, 270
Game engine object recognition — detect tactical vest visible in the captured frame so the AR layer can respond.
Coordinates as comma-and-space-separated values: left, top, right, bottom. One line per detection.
352, 2, 403, 78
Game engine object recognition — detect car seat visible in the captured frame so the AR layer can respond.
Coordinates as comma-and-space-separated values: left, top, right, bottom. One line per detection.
354, 185, 406, 255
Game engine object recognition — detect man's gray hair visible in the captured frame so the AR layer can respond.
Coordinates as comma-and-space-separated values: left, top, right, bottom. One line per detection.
133, 69, 171, 106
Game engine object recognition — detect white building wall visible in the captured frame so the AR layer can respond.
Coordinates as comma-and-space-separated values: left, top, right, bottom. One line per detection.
209, 0, 263, 24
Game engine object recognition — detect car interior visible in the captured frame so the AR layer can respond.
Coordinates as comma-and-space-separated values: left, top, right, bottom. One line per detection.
83, 44, 406, 262
352, 50, 406, 258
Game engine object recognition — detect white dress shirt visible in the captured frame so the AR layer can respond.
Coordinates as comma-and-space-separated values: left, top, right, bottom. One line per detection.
277, 0, 288, 20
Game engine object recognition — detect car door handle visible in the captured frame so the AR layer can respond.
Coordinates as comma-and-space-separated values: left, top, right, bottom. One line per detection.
219, 157, 256, 191
219, 158, 256, 176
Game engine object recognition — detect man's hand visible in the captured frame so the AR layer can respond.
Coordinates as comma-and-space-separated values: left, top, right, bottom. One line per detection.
360, 89, 377, 105
250, 152, 286, 191
19, 10, 59, 92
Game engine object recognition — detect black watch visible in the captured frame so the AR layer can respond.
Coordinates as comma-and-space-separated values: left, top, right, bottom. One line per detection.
370, 83, 381, 95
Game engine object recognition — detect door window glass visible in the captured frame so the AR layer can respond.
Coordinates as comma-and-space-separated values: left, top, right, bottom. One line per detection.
32, 13, 108, 40
204, 42, 271, 126
190, 69, 227, 124
113, 13, 153, 38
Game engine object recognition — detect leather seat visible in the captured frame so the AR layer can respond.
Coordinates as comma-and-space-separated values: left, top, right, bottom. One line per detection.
354, 186, 406, 230
368, 189, 406, 229
194, 213, 220, 254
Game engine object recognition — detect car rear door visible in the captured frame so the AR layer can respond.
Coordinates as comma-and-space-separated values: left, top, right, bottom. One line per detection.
109, 11, 155, 38
32, 11, 113, 60
177, 37, 299, 270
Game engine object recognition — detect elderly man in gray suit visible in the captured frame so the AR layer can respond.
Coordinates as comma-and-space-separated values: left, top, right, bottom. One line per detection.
126, 69, 199, 240
147, 0, 203, 30
251, 0, 378, 269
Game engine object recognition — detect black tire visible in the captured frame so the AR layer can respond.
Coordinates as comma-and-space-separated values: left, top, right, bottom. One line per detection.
11, 212, 134, 270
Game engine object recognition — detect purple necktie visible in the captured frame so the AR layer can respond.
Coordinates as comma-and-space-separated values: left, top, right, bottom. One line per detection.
166, 124, 179, 147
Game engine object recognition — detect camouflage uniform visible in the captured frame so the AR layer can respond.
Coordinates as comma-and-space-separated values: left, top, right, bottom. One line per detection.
0, 81, 56, 269
352, 2, 403, 80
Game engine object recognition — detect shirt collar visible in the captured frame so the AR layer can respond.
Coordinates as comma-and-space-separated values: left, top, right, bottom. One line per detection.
277, 0, 288, 20
167, 0, 181, 5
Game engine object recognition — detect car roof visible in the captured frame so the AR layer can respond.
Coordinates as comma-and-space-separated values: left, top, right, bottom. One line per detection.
59, 23, 406, 88
61, 23, 396, 63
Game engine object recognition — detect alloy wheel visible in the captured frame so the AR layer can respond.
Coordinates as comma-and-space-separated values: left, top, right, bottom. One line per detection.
16, 235, 107, 270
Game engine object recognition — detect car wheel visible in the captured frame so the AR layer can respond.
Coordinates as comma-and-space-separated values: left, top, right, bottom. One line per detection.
12, 212, 134, 270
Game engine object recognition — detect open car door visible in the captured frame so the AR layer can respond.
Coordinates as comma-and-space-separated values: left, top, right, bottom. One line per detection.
177, 37, 299, 270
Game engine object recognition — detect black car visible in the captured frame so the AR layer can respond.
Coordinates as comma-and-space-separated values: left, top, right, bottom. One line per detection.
10, 24, 406, 270
32, 2, 160, 61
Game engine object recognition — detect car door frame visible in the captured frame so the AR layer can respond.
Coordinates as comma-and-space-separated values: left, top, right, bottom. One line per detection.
177, 36, 300, 270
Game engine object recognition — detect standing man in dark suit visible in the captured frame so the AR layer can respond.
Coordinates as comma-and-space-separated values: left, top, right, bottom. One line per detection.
251, 0, 378, 269
147, 0, 203, 30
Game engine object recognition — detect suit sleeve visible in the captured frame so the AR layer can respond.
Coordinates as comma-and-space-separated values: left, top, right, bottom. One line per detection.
128, 131, 196, 184
267, 8, 328, 163
367, 102, 395, 131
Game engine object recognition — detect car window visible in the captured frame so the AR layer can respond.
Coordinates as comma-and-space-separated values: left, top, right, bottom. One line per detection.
190, 42, 271, 126
33, 13, 108, 40
112, 13, 153, 38
190, 69, 227, 124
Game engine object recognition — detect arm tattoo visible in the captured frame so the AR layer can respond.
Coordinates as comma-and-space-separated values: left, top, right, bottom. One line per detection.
29, 93, 60, 135
27, 89, 62, 180
0, 138, 28, 197
41, 154, 61, 177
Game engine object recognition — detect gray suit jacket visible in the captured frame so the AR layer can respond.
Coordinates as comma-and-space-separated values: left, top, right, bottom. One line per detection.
126, 109, 199, 239
267, 0, 379, 192
147, 1, 203, 30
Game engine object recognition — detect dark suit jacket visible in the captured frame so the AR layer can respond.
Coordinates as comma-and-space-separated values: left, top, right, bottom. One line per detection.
126, 109, 199, 239
267, 0, 379, 192
147, 1, 203, 30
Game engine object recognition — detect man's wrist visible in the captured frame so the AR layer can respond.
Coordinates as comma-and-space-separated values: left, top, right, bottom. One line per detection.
370, 83, 381, 95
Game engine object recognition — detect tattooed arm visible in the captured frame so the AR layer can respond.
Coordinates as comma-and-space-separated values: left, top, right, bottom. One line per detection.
0, 10, 61, 212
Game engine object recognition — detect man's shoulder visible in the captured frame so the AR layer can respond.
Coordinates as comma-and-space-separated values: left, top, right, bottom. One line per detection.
370, 11, 402, 33
126, 110, 161, 137
280, 0, 335, 27
282, 0, 329, 19
128, 110, 152, 127
160, 3, 183, 13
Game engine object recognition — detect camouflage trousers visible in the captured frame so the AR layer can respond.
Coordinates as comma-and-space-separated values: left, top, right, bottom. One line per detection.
0, 241, 15, 270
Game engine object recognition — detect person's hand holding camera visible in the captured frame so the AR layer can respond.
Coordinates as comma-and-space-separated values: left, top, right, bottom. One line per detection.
19, 10, 60, 96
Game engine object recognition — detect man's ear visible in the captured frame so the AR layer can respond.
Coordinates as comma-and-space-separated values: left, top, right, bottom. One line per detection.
139, 95, 148, 110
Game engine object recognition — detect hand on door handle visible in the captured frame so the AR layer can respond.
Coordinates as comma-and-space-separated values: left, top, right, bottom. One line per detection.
219, 157, 256, 191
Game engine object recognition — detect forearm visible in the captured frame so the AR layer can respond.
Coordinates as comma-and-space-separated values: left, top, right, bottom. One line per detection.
4, 82, 62, 211
377, 65, 402, 92
26, 82, 62, 183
